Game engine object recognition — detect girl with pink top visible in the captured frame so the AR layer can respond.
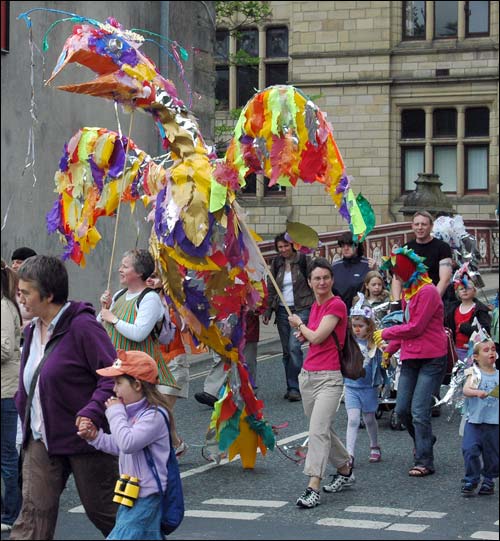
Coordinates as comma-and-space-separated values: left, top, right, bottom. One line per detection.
288, 258, 353, 509
375, 247, 447, 477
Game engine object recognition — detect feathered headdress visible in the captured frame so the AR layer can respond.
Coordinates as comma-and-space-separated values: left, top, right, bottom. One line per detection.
350, 292, 374, 319
453, 262, 482, 290
380, 246, 432, 299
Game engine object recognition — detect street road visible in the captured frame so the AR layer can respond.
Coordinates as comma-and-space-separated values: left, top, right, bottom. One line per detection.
3, 344, 499, 540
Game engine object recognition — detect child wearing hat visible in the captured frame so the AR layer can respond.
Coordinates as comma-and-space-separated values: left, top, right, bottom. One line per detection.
78, 350, 173, 540
344, 294, 384, 466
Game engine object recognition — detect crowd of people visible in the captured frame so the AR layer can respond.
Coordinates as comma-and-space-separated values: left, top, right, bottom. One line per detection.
1, 210, 498, 536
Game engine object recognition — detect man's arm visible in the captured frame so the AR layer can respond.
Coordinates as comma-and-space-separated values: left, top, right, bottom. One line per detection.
436, 257, 453, 297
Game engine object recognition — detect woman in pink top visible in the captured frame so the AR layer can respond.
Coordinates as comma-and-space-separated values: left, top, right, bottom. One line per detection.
288, 258, 353, 509
375, 247, 447, 477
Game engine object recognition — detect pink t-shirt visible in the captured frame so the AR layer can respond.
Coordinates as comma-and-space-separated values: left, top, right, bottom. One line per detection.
303, 296, 347, 372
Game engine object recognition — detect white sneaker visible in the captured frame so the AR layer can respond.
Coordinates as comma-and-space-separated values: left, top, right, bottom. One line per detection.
323, 471, 356, 493
296, 487, 320, 508
1, 523, 13, 532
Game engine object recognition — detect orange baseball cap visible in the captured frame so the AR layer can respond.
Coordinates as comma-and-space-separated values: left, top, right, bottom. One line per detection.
97, 349, 159, 384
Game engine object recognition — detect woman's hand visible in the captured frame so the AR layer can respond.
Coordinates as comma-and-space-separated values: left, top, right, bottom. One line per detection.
288, 314, 303, 329
76, 416, 97, 440
262, 315, 270, 325
100, 290, 112, 309
101, 308, 117, 325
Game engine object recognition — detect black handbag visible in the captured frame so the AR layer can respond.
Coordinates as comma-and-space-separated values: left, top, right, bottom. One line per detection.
332, 327, 366, 380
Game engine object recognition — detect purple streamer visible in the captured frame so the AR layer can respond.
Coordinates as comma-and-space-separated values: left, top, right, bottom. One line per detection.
107, 138, 125, 178
89, 156, 104, 192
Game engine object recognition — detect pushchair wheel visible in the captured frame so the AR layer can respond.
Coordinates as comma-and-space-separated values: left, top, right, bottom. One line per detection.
390, 410, 406, 431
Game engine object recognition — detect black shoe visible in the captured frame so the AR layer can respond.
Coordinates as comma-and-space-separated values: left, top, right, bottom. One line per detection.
195, 392, 217, 407
461, 481, 478, 497
283, 391, 290, 400
288, 390, 302, 402
478, 480, 495, 496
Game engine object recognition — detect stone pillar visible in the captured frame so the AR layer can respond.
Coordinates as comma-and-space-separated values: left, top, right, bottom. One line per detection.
399, 172, 455, 218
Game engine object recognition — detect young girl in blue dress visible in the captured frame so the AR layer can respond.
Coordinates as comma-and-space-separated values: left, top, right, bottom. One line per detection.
344, 295, 384, 466
78, 349, 172, 540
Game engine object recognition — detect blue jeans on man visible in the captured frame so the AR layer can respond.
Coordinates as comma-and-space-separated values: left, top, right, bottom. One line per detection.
1, 398, 22, 526
276, 305, 310, 395
395, 355, 447, 471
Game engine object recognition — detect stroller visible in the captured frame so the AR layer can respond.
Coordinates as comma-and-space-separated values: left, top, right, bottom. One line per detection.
374, 309, 406, 430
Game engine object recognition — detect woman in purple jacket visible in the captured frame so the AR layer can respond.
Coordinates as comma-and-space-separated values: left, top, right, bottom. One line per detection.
11, 256, 119, 540
375, 247, 447, 477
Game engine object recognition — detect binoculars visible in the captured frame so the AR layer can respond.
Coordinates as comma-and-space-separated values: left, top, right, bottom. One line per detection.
113, 474, 140, 507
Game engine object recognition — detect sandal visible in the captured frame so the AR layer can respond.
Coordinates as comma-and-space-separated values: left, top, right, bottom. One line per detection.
409, 465, 434, 477
369, 446, 381, 463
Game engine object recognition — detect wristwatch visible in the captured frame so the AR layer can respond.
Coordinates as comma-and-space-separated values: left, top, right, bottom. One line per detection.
111, 317, 119, 326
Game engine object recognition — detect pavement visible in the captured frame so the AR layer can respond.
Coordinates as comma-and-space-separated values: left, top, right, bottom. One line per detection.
186, 271, 499, 366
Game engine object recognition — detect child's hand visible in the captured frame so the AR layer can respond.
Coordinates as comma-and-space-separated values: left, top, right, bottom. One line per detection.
476, 390, 489, 399
105, 396, 123, 409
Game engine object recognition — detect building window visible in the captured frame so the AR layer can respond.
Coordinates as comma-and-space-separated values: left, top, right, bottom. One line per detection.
465, 145, 488, 191
434, 1, 458, 38
465, 107, 489, 137
400, 106, 490, 195
403, 1, 426, 40
215, 30, 229, 111
465, 1, 490, 36
433, 108, 457, 138
433, 145, 457, 192
403, 146, 425, 191
266, 26, 288, 57
216, 25, 289, 199
215, 26, 289, 111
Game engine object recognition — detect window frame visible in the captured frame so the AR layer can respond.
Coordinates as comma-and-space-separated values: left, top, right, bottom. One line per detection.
402, 0, 426, 41
465, 0, 490, 37
433, 0, 458, 40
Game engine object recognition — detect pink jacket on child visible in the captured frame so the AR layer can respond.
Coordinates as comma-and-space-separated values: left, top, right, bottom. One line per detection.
382, 283, 447, 360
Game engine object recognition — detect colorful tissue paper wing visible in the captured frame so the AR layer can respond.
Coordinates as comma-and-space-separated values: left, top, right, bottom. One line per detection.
356, 193, 376, 242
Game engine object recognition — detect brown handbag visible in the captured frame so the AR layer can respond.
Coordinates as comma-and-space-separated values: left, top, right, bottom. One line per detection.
332, 327, 366, 380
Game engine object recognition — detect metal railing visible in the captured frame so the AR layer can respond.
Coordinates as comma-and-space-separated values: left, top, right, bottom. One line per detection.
259, 219, 499, 272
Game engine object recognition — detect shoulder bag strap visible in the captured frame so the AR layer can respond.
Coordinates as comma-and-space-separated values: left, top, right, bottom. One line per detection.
331, 328, 341, 356
23, 333, 64, 436
143, 408, 172, 497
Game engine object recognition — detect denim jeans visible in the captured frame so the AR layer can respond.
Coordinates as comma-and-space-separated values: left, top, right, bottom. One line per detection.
395, 355, 447, 471
1, 398, 22, 525
462, 422, 499, 484
276, 306, 310, 392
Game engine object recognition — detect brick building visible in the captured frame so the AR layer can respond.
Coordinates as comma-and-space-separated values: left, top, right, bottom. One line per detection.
215, 1, 499, 239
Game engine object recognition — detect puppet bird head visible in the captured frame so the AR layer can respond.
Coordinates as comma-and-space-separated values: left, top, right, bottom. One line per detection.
45, 17, 183, 109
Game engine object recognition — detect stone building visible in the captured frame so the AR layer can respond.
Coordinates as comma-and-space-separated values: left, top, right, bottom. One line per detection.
215, 1, 499, 238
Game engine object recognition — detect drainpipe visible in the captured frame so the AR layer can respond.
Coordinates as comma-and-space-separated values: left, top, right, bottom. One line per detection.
159, 1, 169, 156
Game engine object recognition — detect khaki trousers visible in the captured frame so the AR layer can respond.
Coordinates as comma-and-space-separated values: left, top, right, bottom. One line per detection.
10, 437, 118, 540
299, 369, 350, 479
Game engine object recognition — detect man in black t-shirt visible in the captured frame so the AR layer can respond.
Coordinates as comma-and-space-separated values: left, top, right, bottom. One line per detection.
391, 211, 453, 300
